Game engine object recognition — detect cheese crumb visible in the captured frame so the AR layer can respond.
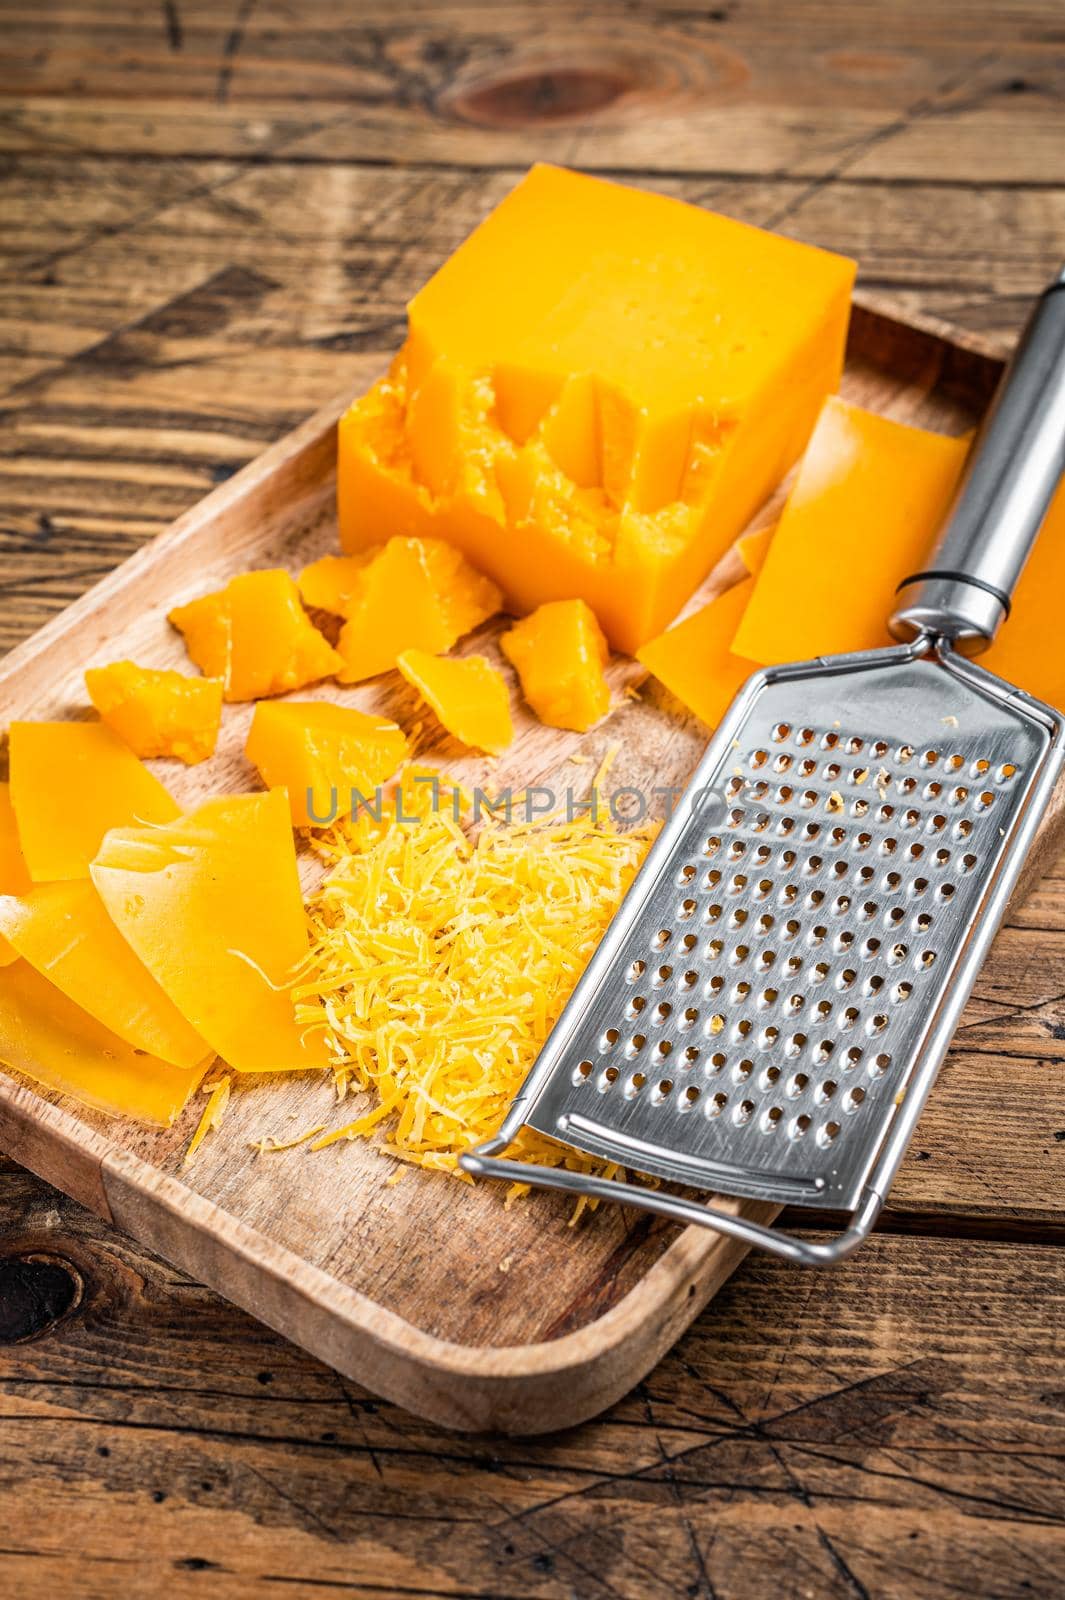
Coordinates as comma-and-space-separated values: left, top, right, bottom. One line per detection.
184, 1076, 231, 1167
942, 715, 959, 727
826, 790, 845, 813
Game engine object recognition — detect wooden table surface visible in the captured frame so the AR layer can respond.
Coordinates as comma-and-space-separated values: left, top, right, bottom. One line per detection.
2, 4, 1064, 1596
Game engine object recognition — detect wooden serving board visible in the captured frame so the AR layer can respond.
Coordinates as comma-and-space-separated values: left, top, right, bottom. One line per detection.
0, 295, 1057, 1436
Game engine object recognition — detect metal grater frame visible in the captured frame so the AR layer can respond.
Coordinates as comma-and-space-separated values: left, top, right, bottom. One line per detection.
463, 269, 1065, 1264
463, 637, 1065, 1264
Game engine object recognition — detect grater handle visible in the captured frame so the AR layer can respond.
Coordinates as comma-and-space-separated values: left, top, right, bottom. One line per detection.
460, 1149, 884, 1266
891, 268, 1065, 647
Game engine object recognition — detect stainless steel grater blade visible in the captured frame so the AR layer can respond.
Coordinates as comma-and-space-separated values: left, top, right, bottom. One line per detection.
462, 270, 1065, 1265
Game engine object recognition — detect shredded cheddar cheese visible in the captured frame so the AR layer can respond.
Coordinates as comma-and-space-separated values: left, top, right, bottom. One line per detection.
184, 1075, 231, 1167
296, 788, 654, 1191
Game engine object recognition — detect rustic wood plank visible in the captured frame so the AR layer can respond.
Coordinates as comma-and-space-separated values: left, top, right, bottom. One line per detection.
1, 1160, 1063, 1598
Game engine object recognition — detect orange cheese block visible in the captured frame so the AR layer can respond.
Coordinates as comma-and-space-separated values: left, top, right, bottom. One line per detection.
91, 790, 331, 1075
732, 397, 971, 665
0, 880, 211, 1069
334, 537, 502, 683
245, 700, 409, 827
397, 650, 513, 755
636, 578, 759, 729
8, 721, 179, 882
337, 164, 855, 652
169, 569, 343, 702
0, 959, 208, 1125
298, 552, 375, 616
502, 599, 610, 733
85, 661, 223, 764
0, 784, 30, 967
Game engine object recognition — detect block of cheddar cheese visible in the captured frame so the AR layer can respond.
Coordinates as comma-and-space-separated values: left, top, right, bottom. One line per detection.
337, 164, 855, 653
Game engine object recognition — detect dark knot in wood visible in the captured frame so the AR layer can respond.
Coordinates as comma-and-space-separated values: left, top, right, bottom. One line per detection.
0, 1253, 83, 1344
449, 65, 636, 127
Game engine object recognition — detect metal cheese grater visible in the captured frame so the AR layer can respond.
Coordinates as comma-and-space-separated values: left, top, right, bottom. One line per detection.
462, 271, 1065, 1265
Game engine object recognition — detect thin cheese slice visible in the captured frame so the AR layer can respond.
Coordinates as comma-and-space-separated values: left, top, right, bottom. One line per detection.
0, 881, 211, 1070
0, 959, 208, 1125
91, 790, 331, 1074
637, 578, 759, 729
9, 721, 179, 881
731, 397, 970, 665
0, 784, 30, 966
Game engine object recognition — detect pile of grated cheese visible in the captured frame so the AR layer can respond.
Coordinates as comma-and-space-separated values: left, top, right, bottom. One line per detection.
295, 780, 655, 1196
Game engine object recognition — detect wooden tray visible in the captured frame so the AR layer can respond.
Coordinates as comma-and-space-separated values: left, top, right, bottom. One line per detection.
0, 295, 1054, 1435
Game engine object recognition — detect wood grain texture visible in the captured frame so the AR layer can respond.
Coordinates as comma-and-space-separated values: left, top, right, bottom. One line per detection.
2, 1155, 1063, 1599
2, 0, 1065, 1588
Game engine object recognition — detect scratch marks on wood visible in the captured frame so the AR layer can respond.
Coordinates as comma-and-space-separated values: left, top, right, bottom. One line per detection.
216, 0, 257, 106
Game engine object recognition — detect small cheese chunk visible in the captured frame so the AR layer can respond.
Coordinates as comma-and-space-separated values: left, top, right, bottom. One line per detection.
85, 661, 222, 764
397, 650, 513, 755
334, 537, 501, 684
502, 599, 610, 733
169, 569, 342, 702
245, 700, 409, 827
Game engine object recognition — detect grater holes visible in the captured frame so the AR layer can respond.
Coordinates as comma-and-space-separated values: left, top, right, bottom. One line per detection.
678, 898, 698, 920
626, 996, 647, 1019
750, 750, 768, 770
952, 786, 972, 807
894, 981, 914, 1003
773, 754, 793, 774
785, 1032, 808, 1058
707, 1012, 726, 1038
868, 1013, 889, 1035
821, 731, 840, 751
837, 968, 857, 990
705, 835, 723, 856
822, 762, 842, 782
709, 1050, 727, 1073
872, 740, 889, 759
709, 1092, 728, 1117
855, 831, 873, 851
954, 817, 973, 839
653, 928, 672, 949
676, 864, 697, 886
760, 1106, 784, 1134
624, 1071, 646, 1098
733, 1100, 755, 1127
871, 1052, 892, 1076
918, 950, 936, 970
998, 762, 1018, 784
682, 1085, 701, 1109
790, 1113, 812, 1139
975, 790, 995, 812
652, 1002, 672, 1025
626, 1034, 647, 1058
888, 942, 909, 965
961, 853, 977, 873
652, 1079, 674, 1103
600, 1028, 620, 1051
627, 960, 646, 984
937, 883, 957, 903
842, 1005, 860, 1029
727, 840, 746, 863
760, 1063, 782, 1089
730, 944, 751, 966
600, 1066, 620, 1089
758, 985, 780, 1008
899, 776, 918, 796
797, 727, 817, 747
933, 848, 950, 868
817, 1120, 841, 1147
842, 1085, 866, 1113
812, 1040, 835, 1066
897, 744, 914, 763
684, 1046, 700, 1065
772, 723, 792, 743
653, 964, 673, 987
706, 866, 722, 888
816, 1079, 837, 1104
944, 753, 964, 773
864, 974, 885, 996
654, 1040, 673, 1062
680, 1007, 699, 1031
920, 748, 940, 769
845, 1046, 863, 1069
732, 1058, 754, 1084
759, 1025, 781, 1050
886, 907, 906, 928
928, 813, 948, 835
575, 1059, 594, 1083
787, 1071, 809, 1097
